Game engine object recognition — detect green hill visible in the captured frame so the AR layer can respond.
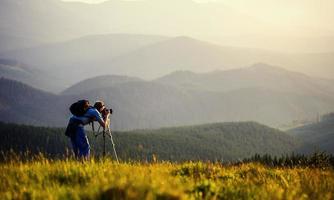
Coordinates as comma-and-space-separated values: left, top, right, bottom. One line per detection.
0, 121, 298, 161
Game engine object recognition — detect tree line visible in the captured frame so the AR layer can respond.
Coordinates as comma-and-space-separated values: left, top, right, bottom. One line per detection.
0, 121, 298, 162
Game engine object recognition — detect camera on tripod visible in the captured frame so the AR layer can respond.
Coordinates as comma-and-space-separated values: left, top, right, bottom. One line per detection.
91, 102, 118, 162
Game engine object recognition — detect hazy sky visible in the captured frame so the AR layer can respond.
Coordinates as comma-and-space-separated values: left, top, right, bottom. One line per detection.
64, 0, 107, 3
62, 0, 334, 34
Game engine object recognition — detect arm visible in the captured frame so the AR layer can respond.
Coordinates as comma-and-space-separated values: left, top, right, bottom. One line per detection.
91, 108, 109, 129
97, 113, 110, 129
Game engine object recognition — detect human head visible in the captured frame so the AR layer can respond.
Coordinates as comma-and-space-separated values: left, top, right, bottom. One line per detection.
94, 101, 105, 112
81, 100, 90, 111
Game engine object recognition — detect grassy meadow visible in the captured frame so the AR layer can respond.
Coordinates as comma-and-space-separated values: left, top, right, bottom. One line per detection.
1, 156, 333, 200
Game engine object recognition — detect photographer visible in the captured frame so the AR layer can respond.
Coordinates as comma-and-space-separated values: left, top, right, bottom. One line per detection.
68, 100, 110, 159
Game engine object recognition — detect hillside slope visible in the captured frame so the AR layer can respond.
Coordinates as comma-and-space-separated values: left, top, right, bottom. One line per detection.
0, 78, 69, 126
288, 113, 334, 154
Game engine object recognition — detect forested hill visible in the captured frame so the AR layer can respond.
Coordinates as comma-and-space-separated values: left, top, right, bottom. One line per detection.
0, 121, 298, 161
288, 113, 334, 154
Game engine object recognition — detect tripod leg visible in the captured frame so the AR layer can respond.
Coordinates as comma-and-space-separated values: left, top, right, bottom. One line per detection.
108, 127, 119, 163
96, 125, 101, 137
103, 130, 106, 157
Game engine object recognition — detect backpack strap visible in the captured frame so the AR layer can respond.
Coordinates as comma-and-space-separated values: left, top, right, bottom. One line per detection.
91, 121, 95, 133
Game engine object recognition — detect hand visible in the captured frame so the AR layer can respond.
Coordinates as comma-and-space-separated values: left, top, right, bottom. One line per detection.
103, 113, 110, 120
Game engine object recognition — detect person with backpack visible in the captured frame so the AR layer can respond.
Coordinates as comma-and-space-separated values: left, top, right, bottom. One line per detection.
65, 100, 110, 159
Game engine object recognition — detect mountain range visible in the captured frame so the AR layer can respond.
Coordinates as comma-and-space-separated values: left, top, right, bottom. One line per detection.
1, 0, 334, 91
0, 34, 171, 91
2, 35, 334, 93
1, 63, 333, 130
155, 63, 334, 96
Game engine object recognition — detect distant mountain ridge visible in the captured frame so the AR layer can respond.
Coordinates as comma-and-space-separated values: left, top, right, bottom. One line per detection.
94, 36, 334, 79
155, 63, 334, 96
0, 58, 61, 91
2, 34, 169, 67
62, 75, 143, 95
2, 35, 334, 92
0, 33, 170, 91
1, 63, 334, 130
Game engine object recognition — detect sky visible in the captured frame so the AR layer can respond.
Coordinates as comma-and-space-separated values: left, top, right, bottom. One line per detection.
62, 0, 334, 34
63, 0, 107, 3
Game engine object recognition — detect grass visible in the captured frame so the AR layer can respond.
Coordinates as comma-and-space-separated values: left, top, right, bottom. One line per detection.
0, 156, 334, 200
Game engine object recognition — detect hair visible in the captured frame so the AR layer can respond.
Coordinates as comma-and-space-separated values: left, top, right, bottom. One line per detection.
82, 100, 90, 110
79, 99, 89, 105
94, 101, 105, 111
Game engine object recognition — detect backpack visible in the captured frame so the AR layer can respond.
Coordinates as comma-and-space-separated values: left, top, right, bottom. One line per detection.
65, 100, 89, 138
65, 118, 82, 138
69, 100, 89, 117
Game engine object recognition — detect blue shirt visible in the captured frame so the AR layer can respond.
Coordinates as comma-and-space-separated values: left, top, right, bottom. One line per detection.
72, 107, 104, 126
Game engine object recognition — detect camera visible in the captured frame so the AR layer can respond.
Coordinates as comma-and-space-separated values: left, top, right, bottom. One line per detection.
101, 107, 113, 118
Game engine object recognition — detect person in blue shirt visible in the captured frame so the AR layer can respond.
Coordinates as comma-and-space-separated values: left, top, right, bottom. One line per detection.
68, 100, 109, 159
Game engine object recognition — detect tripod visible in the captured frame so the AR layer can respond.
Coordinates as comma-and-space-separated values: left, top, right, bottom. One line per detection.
94, 116, 119, 163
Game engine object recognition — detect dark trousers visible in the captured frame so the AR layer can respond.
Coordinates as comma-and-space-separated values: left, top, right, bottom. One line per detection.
70, 125, 90, 159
